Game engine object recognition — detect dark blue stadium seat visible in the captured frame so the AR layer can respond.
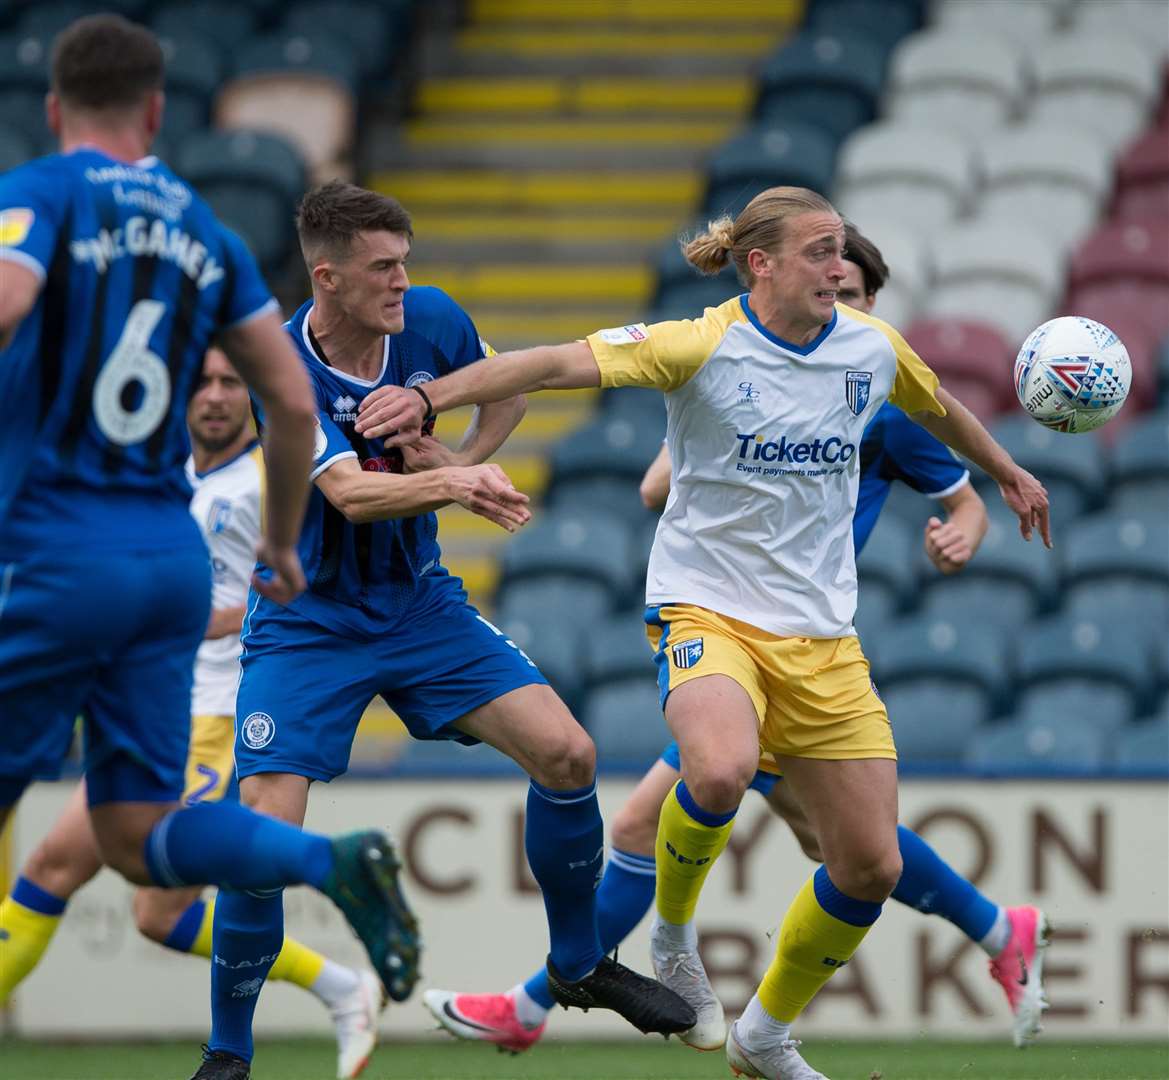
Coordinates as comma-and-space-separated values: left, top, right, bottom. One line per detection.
545, 475, 655, 526
0, 121, 33, 174
754, 90, 869, 146
153, 1, 261, 54
856, 515, 917, 612
755, 32, 886, 140
0, 32, 49, 94
499, 510, 639, 609
1110, 408, 1168, 510
601, 386, 667, 433
549, 414, 666, 486
584, 615, 657, 691
1015, 684, 1134, 737
156, 31, 225, 142
1017, 613, 1154, 713
198, 183, 291, 271
918, 578, 1031, 636
651, 279, 742, 323
284, 2, 393, 81
232, 29, 358, 89
1157, 334, 1169, 406
703, 123, 837, 217
869, 615, 1008, 707
805, 0, 922, 50
1114, 718, 1169, 776
989, 415, 1107, 511
1065, 578, 1168, 641
493, 603, 590, 710
884, 681, 989, 765
177, 129, 306, 206
654, 228, 738, 296
966, 717, 1109, 775
495, 577, 613, 629
584, 682, 670, 771
18, 1, 148, 39
1063, 510, 1169, 592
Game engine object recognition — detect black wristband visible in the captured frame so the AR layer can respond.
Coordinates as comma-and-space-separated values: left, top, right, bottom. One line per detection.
412, 383, 435, 420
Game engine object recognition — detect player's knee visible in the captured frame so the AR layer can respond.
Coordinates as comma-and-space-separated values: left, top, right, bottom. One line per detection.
830, 849, 902, 902
528, 723, 595, 789
23, 835, 100, 898
684, 763, 752, 816
610, 802, 657, 857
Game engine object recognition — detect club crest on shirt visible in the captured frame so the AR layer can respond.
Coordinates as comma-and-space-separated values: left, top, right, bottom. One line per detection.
405, 370, 434, 388
845, 370, 872, 415
206, 497, 232, 534
672, 637, 704, 669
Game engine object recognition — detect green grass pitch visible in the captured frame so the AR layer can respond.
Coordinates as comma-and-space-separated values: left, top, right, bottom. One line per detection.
2, 1038, 1166, 1080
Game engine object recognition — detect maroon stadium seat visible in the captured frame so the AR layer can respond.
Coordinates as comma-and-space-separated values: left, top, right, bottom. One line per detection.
1114, 180, 1169, 220
1069, 217, 1169, 292
904, 318, 1015, 408
935, 377, 1001, 424
1114, 130, 1169, 218
1060, 289, 1158, 412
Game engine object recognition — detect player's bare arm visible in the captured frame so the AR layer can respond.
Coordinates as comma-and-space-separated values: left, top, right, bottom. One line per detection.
925, 482, 988, 574
401, 396, 527, 473
639, 443, 671, 511
0, 261, 42, 351
314, 455, 530, 532
356, 341, 599, 444
219, 311, 316, 603
911, 386, 1052, 548
205, 604, 247, 640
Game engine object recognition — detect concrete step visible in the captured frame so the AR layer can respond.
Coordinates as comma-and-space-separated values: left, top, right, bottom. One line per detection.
465, 0, 800, 25
407, 262, 653, 306
468, 307, 644, 350
417, 76, 752, 117
372, 169, 701, 211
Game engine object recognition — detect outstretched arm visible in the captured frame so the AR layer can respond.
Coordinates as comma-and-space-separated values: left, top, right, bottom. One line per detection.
911, 387, 1052, 548
923, 481, 988, 574
356, 341, 599, 444
399, 396, 527, 473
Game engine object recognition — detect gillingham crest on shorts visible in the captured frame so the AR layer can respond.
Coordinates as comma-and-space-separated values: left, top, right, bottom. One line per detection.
242, 711, 275, 749
672, 638, 704, 669
845, 371, 872, 415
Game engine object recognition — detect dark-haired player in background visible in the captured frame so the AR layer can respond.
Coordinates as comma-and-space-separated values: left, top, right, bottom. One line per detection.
0, 17, 425, 1078
193, 180, 694, 1079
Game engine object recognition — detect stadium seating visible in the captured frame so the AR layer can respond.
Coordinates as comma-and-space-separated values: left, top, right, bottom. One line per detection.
855, 514, 918, 612
1114, 128, 1169, 221
855, 220, 930, 329
1016, 614, 1154, 715
932, 0, 1058, 44
582, 681, 671, 770
1062, 510, 1169, 594
155, 31, 224, 143
651, 278, 741, 323
600, 386, 668, 431
1114, 717, 1169, 776
0, 121, 33, 174
703, 123, 838, 217
152, 1, 261, 53
805, 0, 922, 51
176, 128, 307, 207
653, 229, 738, 297
492, 603, 590, 710
904, 318, 1014, 409
834, 123, 976, 234
884, 682, 990, 765
583, 615, 657, 693
1074, 0, 1169, 60
989, 415, 1107, 511
197, 184, 292, 271
547, 415, 666, 489
884, 30, 1025, 138
754, 32, 887, 146
1015, 684, 1135, 737
1110, 408, 1169, 509
283, 2, 395, 82
967, 716, 1110, 774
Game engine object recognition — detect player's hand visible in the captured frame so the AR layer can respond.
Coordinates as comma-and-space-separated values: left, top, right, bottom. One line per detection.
401, 435, 464, 473
252, 540, 308, 604
998, 465, 1052, 548
924, 516, 974, 574
446, 464, 531, 532
356, 386, 426, 444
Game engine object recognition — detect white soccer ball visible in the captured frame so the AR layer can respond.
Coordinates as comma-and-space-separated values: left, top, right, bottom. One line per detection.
1013, 316, 1132, 433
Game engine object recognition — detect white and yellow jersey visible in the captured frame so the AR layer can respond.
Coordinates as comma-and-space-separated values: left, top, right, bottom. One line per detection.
185, 441, 264, 716
587, 297, 944, 638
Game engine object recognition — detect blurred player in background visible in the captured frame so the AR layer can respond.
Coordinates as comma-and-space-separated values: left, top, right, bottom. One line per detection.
0, 16, 427, 1077
353, 186, 1052, 1080
0, 350, 385, 1080
193, 180, 694, 1079
424, 223, 1048, 1057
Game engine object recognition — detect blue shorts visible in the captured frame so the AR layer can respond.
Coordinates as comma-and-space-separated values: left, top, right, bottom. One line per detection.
0, 547, 210, 807
659, 739, 780, 797
235, 571, 548, 782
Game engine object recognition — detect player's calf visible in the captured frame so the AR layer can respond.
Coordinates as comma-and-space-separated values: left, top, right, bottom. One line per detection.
132, 884, 203, 945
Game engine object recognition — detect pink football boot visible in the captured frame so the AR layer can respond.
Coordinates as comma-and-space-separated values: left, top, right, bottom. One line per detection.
987, 906, 1051, 1047
423, 989, 546, 1054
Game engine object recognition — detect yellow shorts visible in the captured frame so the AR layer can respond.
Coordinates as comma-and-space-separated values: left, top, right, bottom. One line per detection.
182, 714, 236, 805
645, 604, 895, 772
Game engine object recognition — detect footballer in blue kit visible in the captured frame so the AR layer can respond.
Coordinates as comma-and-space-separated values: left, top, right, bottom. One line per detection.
0, 22, 441, 1080
205, 180, 694, 1072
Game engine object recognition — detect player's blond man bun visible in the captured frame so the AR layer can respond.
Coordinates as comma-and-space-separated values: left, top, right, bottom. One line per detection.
682, 186, 837, 285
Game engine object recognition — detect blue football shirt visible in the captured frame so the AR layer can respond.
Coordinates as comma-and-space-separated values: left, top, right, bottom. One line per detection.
250, 286, 489, 640
853, 402, 970, 552
0, 149, 275, 554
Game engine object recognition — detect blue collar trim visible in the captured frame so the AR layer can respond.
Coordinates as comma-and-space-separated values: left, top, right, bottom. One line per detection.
740, 295, 837, 355
195, 438, 260, 479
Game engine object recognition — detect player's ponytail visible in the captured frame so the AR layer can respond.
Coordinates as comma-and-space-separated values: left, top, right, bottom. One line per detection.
681, 186, 837, 286
683, 217, 735, 275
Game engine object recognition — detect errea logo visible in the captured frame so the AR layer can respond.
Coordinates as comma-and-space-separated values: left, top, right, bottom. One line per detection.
333, 394, 358, 422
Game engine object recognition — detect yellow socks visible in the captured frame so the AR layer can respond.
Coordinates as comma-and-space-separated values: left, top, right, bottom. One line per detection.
654, 781, 736, 924
758, 867, 882, 1022
186, 896, 326, 991
0, 877, 68, 1003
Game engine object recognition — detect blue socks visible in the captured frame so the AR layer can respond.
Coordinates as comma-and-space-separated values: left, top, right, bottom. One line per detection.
892, 824, 1000, 941
523, 845, 657, 1008
163, 898, 207, 953
525, 780, 604, 982
142, 802, 333, 892
12, 875, 68, 916
209, 888, 284, 1062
